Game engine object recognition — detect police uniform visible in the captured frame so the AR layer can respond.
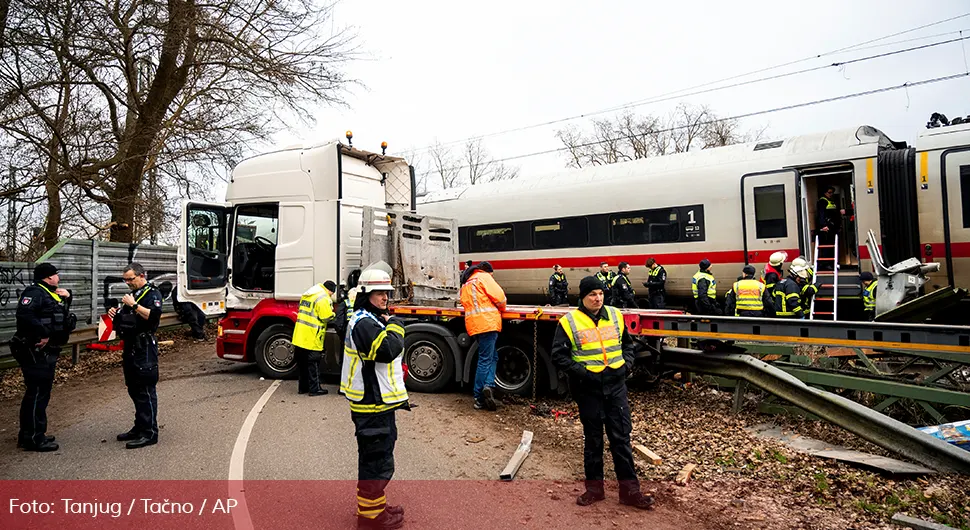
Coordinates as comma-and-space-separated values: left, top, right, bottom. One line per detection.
644, 265, 666, 309
12, 263, 76, 451
691, 266, 720, 316
291, 283, 335, 395
610, 273, 636, 309
113, 282, 163, 448
548, 271, 569, 306
595, 270, 615, 304
340, 289, 409, 528
817, 194, 841, 270
551, 276, 653, 509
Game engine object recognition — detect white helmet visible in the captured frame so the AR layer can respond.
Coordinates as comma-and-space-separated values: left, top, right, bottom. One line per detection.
357, 268, 394, 292
791, 257, 809, 269
769, 251, 788, 267
790, 265, 809, 279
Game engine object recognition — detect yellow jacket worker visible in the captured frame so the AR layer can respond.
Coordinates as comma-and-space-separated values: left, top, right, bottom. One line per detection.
291, 280, 336, 396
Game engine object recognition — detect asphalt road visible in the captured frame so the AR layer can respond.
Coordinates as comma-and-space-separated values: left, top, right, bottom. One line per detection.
0, 341, 710, 529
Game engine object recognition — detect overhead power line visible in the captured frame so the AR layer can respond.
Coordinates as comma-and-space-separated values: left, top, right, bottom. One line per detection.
409, 12, 970, 154
416, 71, 970, 178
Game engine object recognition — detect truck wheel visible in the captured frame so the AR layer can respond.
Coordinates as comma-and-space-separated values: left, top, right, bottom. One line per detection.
254, 323, 297, 379
494, 338, 542, 397
403, 332, 455, 393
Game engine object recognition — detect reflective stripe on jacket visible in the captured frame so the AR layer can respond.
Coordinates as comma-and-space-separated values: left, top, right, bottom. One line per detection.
339, 309, 408, 413
460, 270, 506, 336
692, 272, 717, 299
732, 279, 765, 314
291, 283, 334, 350
558, 306, 625, 373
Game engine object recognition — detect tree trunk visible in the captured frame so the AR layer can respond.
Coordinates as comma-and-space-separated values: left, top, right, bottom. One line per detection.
42, 179, 61, 250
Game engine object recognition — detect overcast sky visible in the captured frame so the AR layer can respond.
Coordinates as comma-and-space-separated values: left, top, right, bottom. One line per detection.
216, 0, 970, 198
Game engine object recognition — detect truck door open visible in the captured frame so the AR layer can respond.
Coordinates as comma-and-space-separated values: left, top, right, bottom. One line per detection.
178, 200, 231, 315
741, 170, 801, 266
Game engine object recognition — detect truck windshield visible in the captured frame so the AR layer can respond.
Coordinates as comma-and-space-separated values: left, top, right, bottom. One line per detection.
232, 204, 279, 291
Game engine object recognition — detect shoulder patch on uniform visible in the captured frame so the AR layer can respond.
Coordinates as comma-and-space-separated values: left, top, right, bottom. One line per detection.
154, 299, 162, 307
21, 297, 31, 306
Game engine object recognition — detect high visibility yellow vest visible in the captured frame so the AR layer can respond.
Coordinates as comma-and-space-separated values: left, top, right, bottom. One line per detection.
863, 280, 877, 311
558, 306, 625, 373
821, 196, 838, 210
596, 271, 615, 288
291, 283, 334, 351
610, 273, 635, 295
732, 279, 765, 314
339, 309, 408, 413
692, 271, 716, 299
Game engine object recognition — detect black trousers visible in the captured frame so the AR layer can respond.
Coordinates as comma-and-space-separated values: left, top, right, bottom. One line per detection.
12, 342, 57, 445
550, 293, 567, 306
122, 334, 159, 439
648, 292, 666, 309
295, 346, 322, 394
353, 411, 397, 518
573, 372, 641, 497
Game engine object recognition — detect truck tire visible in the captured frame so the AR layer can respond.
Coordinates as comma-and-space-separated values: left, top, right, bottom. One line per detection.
493, 336, 544, 397
403, 332, 455, 393
254, 322, 298, 379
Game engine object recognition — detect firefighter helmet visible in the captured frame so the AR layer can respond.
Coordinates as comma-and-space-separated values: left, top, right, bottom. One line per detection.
357, 268, 394, 292
769, 251, 788, 267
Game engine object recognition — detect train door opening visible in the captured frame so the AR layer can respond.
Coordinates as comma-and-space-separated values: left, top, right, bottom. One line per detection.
741, 170, 800, 268
798, 164, 859, 271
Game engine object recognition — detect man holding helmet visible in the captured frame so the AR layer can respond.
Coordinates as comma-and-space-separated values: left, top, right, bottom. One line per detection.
339, 266, 409, 529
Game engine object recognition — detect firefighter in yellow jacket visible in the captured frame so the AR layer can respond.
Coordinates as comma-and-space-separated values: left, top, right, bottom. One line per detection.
551, 276, 654, 510
339, 268, 408, 529
291, 280, 336, 396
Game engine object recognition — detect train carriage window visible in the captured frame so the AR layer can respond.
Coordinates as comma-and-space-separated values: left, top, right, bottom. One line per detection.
610, 208, 683, 244
961, 165, 970, 228
469, 224, 515, 252
753, 184, 787, 238
532, 217, 589, 249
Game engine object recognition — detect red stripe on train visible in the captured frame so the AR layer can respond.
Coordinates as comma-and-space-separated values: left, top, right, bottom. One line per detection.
460, 243, 970, 271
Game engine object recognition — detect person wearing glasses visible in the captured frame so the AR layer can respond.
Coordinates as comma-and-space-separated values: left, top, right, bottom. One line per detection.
107, 262, 162, 449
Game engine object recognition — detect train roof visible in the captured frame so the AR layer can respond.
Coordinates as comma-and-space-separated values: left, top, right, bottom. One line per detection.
419, 125, 895, 204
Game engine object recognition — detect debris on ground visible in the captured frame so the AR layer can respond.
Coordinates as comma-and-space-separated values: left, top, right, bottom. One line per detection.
675, 463, 697, 486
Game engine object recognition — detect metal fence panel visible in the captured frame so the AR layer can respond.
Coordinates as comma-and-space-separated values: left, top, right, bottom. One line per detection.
0, 239, 180, 357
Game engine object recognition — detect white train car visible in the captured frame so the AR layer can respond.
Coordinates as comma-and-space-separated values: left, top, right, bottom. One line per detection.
417, 121, 970, 309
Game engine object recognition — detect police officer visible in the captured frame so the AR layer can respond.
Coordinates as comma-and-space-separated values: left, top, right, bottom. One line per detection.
860, 272, 877, 321
725, 265, 772, 317
692, 259, 720, 315
595, 262, 615, 304
773, 267, 807, 319
12, 262, 76, 452
292, 280, 336, 396
817, 187, 846, 271
551, 276, 654, 510
548, 265, 569, 306
108, 262, 162, 449
339, 268, 408, 529
642, 258, 666, 309
610, 261, 636, 309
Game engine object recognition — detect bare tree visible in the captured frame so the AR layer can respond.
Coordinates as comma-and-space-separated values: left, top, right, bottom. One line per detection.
428, 140, 463, 190
1, 0, 358, 247
555, 103, 766, 168
464, 138, 518, 185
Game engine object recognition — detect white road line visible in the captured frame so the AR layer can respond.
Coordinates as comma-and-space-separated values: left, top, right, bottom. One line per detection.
228, 380, 282, 530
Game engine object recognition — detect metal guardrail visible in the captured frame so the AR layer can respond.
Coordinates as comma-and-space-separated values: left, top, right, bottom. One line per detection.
661, 346, 970, 474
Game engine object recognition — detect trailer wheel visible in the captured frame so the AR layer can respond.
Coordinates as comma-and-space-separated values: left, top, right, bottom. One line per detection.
494, 338, 541, 396
403, 332, 455, 393
254, 323, 297, 379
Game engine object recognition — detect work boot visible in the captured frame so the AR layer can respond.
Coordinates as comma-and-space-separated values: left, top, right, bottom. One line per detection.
357, 509, 404, 529
576, 490, 605, 506
24, 440, 59, 452
385, 505, 404, 516
117, 430, 140, 441
482, 387, 498, 411
125, 436, 158, 449
309, 389, 329, 396
473, 399, 487, 410
620, 492, 655, 510
18, 435, 54, 448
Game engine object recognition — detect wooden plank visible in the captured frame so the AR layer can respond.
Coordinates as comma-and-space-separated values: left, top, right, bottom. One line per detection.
633, 444, 662, 465
499, 430, 533, 481
891, 513, 956, 529
674, 463, 696, 485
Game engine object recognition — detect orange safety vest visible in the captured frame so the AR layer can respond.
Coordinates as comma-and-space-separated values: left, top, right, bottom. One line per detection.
460, 270, 507, 336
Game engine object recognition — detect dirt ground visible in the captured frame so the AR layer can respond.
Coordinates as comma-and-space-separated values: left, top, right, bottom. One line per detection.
2, 325, 969, 529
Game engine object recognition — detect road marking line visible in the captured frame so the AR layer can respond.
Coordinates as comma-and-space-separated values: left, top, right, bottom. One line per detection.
228, 380, 281, 530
